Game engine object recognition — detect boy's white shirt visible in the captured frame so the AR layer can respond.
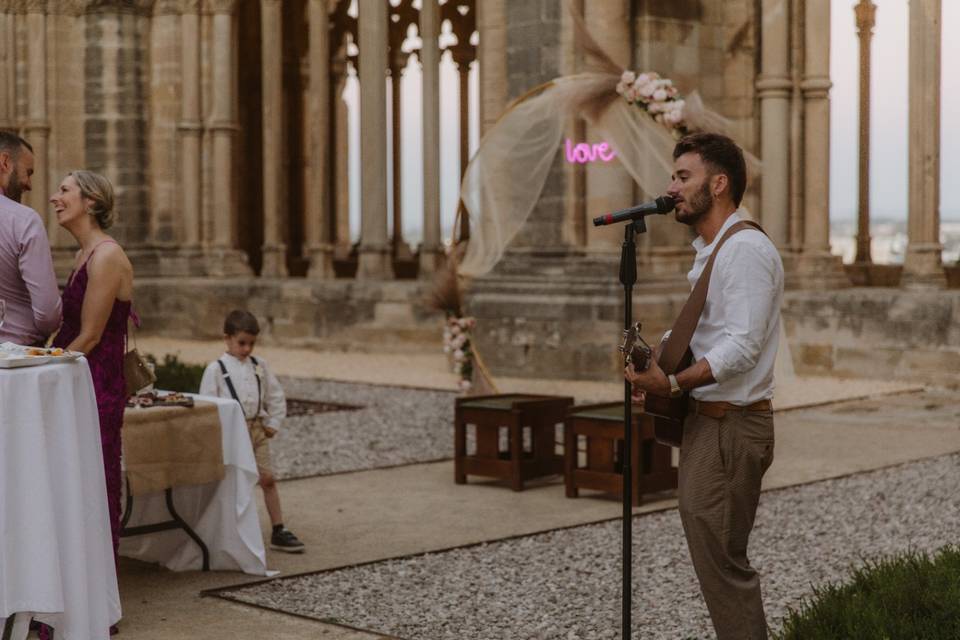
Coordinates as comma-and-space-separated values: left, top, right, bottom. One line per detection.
199, 352, 287, 430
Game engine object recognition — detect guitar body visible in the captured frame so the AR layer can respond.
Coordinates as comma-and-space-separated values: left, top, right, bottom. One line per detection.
643, 392, 687, 448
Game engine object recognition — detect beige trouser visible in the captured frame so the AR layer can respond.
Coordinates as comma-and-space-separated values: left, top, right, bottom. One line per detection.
247, 417, 274, 475
678, 407, 775, 640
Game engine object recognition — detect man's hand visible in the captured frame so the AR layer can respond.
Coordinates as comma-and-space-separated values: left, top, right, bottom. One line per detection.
264, 426, 278, 439
624, 357, 671, 398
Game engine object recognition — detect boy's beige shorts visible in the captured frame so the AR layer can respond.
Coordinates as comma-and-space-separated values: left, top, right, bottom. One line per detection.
247, 417, 274, 475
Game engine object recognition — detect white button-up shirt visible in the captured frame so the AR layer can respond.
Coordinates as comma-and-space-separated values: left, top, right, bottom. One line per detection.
687, 212, 784, 404
199, 352, 287, 429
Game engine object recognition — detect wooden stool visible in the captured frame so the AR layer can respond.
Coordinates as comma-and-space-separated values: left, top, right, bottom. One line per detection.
564, 402, 677, 506
454, 393, 573, 491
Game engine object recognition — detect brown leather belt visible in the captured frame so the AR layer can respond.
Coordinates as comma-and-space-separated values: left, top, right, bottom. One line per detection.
689, 398, 772, 420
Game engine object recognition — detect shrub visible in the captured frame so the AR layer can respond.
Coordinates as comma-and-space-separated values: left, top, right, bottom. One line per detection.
776, 546, 960, 639
145, 353, 206, 394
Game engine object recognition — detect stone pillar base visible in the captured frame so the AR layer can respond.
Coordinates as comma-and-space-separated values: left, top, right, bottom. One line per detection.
418, 245, 445, 278
260, 244, 289, 278
108, 246, 253, 279
782, 250, 850, 290
902, 243, 946, 288
306, 244, 336, 280
357, 246, 393, 280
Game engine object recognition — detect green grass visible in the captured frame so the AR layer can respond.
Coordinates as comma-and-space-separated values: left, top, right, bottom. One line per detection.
145, 353, 206, 394
776, 546, 960, 639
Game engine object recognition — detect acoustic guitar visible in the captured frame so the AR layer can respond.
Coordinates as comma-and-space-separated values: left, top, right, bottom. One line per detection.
620, 322, 687, 447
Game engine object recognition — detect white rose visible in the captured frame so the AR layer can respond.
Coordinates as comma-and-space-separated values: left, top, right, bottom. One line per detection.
453, 349, 465, 361
443, 344, 451, 354
639, 82, 656, 98
653, 89, 667, 102
451, 325, 460, 335
621, 70, 636, 84
636, 73, 651, 86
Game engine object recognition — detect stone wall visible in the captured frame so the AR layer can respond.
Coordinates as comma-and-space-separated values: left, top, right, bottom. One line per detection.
469, 285, 960, 388
785, 289, 960, 385
134, 278, 443, 349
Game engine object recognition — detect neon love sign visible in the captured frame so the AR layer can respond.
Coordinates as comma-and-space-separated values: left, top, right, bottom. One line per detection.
564, 138, 617, 164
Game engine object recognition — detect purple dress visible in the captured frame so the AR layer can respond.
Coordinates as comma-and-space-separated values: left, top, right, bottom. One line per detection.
53, 253, 129, 565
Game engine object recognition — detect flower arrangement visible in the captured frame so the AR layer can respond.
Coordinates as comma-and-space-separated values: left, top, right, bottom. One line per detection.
615, 70, 687, 136
443, 315, 476, 392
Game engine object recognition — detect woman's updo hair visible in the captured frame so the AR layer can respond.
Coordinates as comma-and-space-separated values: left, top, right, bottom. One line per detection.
70, 170, 115, 229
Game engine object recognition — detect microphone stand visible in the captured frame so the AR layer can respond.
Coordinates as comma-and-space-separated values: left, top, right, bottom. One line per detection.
618, 215, 645, 640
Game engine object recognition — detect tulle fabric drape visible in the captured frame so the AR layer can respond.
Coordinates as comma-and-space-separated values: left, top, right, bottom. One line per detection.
457, 71, 754, 277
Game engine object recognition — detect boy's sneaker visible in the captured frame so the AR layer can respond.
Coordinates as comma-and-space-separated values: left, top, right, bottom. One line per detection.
270, 528, 305, 553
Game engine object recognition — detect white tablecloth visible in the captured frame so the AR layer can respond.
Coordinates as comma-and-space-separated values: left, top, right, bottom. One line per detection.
0, 360, 121, 640
118, 395, 272, 576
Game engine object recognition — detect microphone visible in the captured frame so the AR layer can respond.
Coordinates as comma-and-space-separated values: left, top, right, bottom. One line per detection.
592, 196, 676, 226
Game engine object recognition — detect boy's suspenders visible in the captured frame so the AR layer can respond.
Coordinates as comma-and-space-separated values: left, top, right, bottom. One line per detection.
216, 356, 262, 420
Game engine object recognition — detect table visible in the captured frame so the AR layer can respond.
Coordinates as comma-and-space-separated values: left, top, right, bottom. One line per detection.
121, 402, 225, 570
564, 402, 677, 506
454, 394, 573, 490
0, 360, 121, 640
118, 395, 273, 576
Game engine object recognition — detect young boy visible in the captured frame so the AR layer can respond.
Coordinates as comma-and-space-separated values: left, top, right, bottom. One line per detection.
199, 310, 304, 553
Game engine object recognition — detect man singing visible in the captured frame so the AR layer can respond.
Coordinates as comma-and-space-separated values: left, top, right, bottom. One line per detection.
625, 132, 783, 639
0, 131, 61, 345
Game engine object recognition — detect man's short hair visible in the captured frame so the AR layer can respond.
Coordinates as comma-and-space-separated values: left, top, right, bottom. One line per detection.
672, 132, 747, 206
224, 310, 261, 336
0, 130, 33, 158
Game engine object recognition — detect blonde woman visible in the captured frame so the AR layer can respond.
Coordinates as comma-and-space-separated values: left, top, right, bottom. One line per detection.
50, 171, 133, 580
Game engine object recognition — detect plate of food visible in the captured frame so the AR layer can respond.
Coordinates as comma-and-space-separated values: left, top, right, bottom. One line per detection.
0, 342, 83, 368
127, 391, 196, 409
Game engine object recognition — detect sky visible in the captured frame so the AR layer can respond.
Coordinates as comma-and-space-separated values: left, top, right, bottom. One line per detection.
830, 0, 960, 222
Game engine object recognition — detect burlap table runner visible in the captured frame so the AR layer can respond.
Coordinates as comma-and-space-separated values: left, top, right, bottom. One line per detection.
122, 401, 225, 496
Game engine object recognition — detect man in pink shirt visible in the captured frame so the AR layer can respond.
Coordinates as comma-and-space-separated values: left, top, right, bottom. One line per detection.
0, 131, 61, 345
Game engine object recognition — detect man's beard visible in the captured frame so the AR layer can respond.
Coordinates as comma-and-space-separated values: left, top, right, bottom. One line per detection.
5, 173, 23, 203
675, 180, 711, 226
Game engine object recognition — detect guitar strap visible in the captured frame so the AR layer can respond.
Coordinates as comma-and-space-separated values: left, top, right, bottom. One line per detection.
658, 220, 766, 375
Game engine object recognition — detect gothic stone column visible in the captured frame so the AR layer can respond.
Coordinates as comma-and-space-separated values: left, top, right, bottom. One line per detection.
0, 1, 14, 130
180, 0, 203, 246
757, 0, 792, 248
419, 0, 442, 275
357, 0, 391, 278
260, 0, 287, 276
854, 0, 876, 265
24, 0, 50, 224
149, 0, 182, 246
208, 0, 239, 262
903, 0, 945, 287
305, 0, 335, 279
795, 0, 846, 287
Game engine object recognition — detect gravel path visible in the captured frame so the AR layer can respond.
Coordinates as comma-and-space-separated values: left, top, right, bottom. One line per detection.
270, 377, 456, 480
220, 452, 960, 639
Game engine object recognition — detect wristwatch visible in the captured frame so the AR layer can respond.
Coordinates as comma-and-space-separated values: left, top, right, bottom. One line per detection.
668, 374, 683, 399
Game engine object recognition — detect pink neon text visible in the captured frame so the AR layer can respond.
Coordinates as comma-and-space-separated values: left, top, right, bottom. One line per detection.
564, 139, 617, 164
